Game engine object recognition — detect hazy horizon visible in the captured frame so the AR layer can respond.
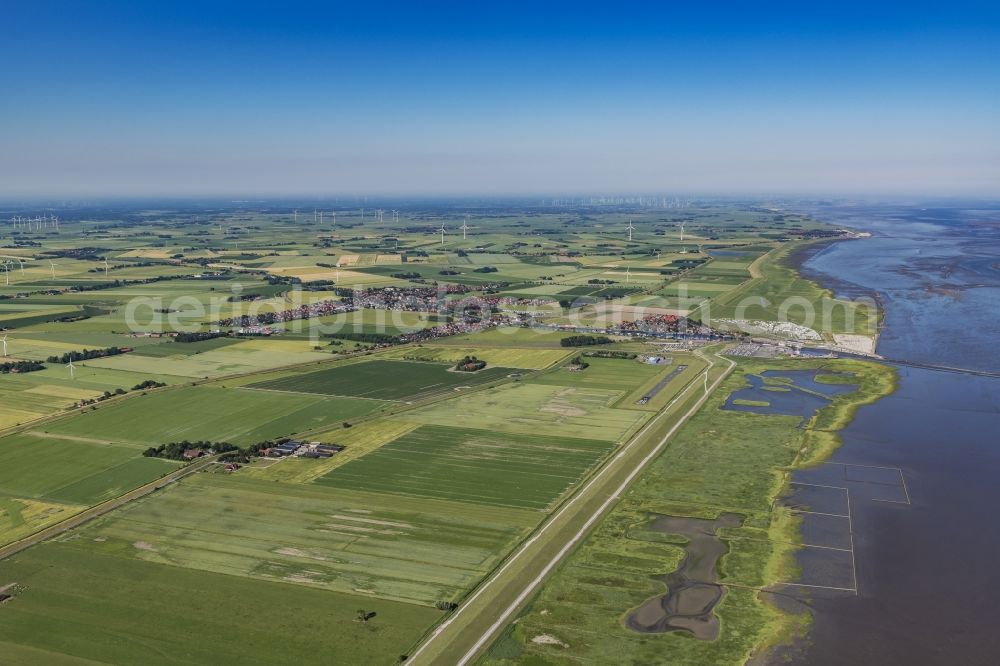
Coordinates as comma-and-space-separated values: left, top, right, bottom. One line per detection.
4, 1, 999, 198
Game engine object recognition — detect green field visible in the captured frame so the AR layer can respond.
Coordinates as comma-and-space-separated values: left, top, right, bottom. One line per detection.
0, 433, 177, 505
247, 359, 512, 400
45, 385, 384, 445
316, 424, 615, 510
0, 543, 439, 666
405, 381, 648, 441
379, 345, 572, 369
62, 473, 538, 606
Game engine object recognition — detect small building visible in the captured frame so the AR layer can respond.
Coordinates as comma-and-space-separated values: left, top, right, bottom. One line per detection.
182, 449, 205, 460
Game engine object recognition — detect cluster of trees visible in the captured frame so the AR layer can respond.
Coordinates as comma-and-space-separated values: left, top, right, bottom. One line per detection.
77, 388, 126, 407
454, 355, 486, 372
47, 346, 126, 363
143, 440, 239, 461
473, 266, 498, 273
438, 269, 461, 276
586, 278, 616, 285
560, 335, 612, 347
0, 360, 45, 374
569, 355, 590, 369
326, 332, 401, 344
582, 350, 637, 359
391, 271, 422, 279
226, 293, 262, 302
174, 331, 228, 343
131, 379, 166, 391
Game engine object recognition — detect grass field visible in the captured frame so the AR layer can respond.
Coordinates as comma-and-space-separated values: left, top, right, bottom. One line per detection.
0, 433, 177, 505
0, 496, 84, 546
45, 385, 384, 445
379, 345, 572, 369
247, 359, 512, 401
65, 474, 539, 606
0, 542, 439, 665
316, 424, 615, 510
405, 381, 648, 441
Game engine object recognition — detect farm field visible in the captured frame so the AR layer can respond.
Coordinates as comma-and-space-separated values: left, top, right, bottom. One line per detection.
247, 359, 512, 400
61, 473, 539, 606
0, 542, 438, 665
316, 424, 615, 510
44, 385, 384, 445
379, 345, 572, 369
405, 381, 648, 441
0, 433, 177, 504
84, 340, 332, 378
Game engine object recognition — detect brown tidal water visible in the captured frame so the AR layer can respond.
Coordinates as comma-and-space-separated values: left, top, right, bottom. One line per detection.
772, 203, 1000, 665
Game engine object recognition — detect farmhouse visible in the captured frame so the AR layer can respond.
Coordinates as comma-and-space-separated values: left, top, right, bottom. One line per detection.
301, 443, 345, 459
266, 441, 303, 458
181, 449, 205, 460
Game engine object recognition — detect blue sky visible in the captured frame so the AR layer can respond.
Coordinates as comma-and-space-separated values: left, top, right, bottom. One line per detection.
3, 1, 999, 197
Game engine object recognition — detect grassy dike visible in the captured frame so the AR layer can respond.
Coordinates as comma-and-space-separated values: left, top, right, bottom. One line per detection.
479, 357, 896, 665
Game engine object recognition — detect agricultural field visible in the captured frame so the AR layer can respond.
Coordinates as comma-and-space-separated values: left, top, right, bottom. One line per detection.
404, 381, 649, 441
380, 345, 572, 369
316, 424, 615, 510
0, 542, 438, 665
247, 359, 512, 401
64, 473, 540, 606
44, 384, 384, 445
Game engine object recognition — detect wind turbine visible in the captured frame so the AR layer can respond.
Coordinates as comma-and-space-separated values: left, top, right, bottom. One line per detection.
3, 262, 9, 285
1, 334, 7, 357
625, 265, 631, 284
49, 260, 56, 279
626, 219, 636, 242
293, 209, 298, 223
461, 215, 471, 240
67, 358, 76, 379
679, 222, 685, 242
438, 223, 446, 245
103, 257, 110, 277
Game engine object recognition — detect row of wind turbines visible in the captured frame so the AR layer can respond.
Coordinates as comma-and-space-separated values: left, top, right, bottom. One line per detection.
290, 209, 404, 225
8, 215, 60, 232
0, 256, 114, 283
